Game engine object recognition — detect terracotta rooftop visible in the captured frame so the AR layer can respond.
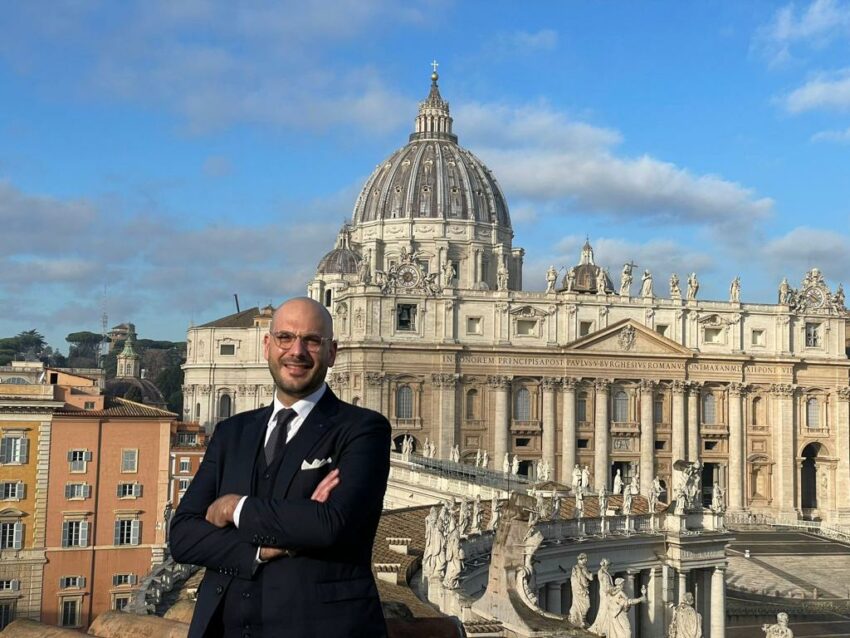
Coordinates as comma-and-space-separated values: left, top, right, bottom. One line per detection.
55, 396, 177, 418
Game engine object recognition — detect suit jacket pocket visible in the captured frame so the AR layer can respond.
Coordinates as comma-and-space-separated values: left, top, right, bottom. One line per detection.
316, 576, 378, 603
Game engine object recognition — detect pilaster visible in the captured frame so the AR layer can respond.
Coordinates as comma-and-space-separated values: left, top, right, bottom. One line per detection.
541, 377, 559, 479
489, 375, 511, 465
594, 379, 611, 491
639, 380, 655, 497
561, 378, 578, 482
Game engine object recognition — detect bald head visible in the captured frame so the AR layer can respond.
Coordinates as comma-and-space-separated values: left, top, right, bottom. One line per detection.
273, 297, 334, 337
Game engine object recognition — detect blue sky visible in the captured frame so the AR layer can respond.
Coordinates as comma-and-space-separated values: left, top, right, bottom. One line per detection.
2, 1, 850, 351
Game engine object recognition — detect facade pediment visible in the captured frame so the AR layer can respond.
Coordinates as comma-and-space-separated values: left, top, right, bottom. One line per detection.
509, 304, 550, 318
568, 319, 692, 355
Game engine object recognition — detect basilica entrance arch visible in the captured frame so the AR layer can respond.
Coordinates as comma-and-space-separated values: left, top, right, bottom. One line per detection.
800, 442, 825, 512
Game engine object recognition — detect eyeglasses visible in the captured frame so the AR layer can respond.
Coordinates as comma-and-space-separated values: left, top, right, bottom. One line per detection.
268, 331, 332, 352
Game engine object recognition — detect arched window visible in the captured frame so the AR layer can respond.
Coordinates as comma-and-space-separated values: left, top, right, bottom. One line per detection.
466, 389, 478, 420
514, 387, 531, 421
806, 398, 819, 428
324, 289, 332, 307
613, 391, 628, 422
752, 397, 762, 425
653, 396, 664, 425
1, 377, 28, 385
396, 386, 413, 419
577, 393, 588, 422
702, 394, 716, 424
219, 394, 232, 419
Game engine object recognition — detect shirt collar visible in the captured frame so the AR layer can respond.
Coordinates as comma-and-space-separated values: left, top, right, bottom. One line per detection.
270, 382, 327, 424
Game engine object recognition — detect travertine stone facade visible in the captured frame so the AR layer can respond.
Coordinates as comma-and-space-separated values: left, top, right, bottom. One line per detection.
182, 71, 850, 524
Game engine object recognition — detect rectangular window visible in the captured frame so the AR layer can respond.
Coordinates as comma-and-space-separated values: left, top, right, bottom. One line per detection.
114, 519, 141, 546
0, 482, 23, 500
704, 327, 723, 344
466, 317, 482, 335
515, 437, 531, 448
176, 433, 197, 446
59, 576, 85, 589
178, 478, 192, 492
751, 329, 765, 346
0, 437, 27, 464
704, 441, 719, 451
0, 580, 19, 591
64, 483, 90, 500
655, 440, 667, 451
0, 601, 15, 631
179, 458, 191, 473
577, 439, 589, 449
579, 321, 593, 337
117, 483, 142, 498
61, 520, 89, 548
83, 401, 95, 409
516, 319, 536, 336
0, 522, 22, 549
219, 344, 235, 355
60, 599, 80, 628
396, 304, 417, 331
112, 573, 137, 587
121, 449, 138, 473
113, 595, 131, 611
68, 450, 91, 473
656, 324, 669, 337
805, 323, 821, 347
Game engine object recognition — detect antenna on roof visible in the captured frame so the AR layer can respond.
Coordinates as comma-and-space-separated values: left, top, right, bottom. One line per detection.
234, 294, 240, 313
100, 283, 108, 367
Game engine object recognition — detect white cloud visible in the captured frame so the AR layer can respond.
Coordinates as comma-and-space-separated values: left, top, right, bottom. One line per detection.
762, 227, 850, 275
783, 68, 850, 112
811, 125, 850, 141
754, 0, 850, 65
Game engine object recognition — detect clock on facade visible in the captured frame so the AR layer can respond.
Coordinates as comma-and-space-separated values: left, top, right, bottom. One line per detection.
397, 264, 420, 288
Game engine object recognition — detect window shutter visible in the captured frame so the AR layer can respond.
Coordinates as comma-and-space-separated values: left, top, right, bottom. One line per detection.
19, 438, 28, 463
116, 484, 123, 497
59, 577, 65, 589
12, 522, 23, 549
62, 521, 70, 547
85, 485, 92, 498
67, 450, 74, 462
84, 451, 92, 461
0, 439, 8, 463
130, 520, 141, 545
133, 484, 142, 497
113, 520, 121, 545
112, 575, 119, 587
17, 482, 24, 500
79, 522, 89, 548
11, 579, 19, 591
129, 574, 137, 585
65, 484, 72, 499
79, 576, 86, 588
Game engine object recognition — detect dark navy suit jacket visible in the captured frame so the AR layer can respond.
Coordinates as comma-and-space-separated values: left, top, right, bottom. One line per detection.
170, 388, 390, 637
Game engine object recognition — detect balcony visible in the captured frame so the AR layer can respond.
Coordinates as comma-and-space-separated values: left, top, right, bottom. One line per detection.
510, 420, 541, 434
700, 423, 728, 437
611, 421, 639, 434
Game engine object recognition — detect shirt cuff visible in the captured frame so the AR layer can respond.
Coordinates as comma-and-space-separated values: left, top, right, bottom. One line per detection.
233, 496, 247, 528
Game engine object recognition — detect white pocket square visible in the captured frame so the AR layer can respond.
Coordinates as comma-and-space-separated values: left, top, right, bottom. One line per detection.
301, 457, 332, 470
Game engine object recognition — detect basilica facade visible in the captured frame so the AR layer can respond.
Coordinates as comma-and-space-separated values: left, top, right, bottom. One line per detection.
182, 70, 850, 523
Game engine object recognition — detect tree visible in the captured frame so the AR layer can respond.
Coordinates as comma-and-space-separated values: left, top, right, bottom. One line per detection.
156, 365, 184, 414
66, 331, 105, 368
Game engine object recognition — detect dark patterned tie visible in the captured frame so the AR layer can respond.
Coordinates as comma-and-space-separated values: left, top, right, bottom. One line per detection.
264, 408, 297, 465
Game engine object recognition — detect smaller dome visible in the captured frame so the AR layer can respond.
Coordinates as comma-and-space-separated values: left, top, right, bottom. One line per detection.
559, 238, 614, 293
317, 225, 360, 275
105, 378, 167, 409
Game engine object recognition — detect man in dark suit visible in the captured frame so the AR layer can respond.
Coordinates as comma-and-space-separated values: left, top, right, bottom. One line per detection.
170, 297, 390, 638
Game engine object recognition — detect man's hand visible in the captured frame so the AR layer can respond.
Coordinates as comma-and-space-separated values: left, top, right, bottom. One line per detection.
205, 494, 241, 528
257, 469, 341, 561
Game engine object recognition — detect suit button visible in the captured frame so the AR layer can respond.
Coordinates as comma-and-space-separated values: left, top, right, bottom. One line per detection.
263, 472, 270, 479
215, 585, 223, 594
242, 592, 251, 599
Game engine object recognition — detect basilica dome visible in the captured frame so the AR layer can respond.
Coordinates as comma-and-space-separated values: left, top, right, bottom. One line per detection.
351, 71, 511, 230
317, 225, 359, 275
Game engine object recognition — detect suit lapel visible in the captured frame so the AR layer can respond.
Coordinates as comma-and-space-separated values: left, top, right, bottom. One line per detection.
276, 388, 341, 495
231, 405, 272, 496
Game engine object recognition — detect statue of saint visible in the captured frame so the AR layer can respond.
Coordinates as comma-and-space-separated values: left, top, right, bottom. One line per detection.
497, 261, 509, 291
581, 465, 591, 493
613, 469, 623, 495
511, 454, 520, 475
596, 267, 608, 294
572, 464, 582, 492
640, 270, 654, 298
762, 612, 794, 637
670, 273, 681, 299
442, 259, 456, 288
598, 487, 608, 516
622, 488, 633, 516
566, 267, 577, 292
546, 265, 558, 292
730, 276, 741, 302
687, 273, 699, 300
568, 553, 593, 628
779, 277, 792, 304
588, 559, 614, 635
620, 263, 634, 296
605, 580, 647, 638
667, 592, 702, 638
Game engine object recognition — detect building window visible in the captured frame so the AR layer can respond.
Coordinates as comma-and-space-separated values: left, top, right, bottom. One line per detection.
60, 598, 81, 628
59, 576, 85, 589
579, 321, 593, 337
112, 573, 137, 587
653, 397, 664, 425
395, 386, 413, 419
0, 436, 27, 464
0, 580, 19, 591
613, 391, 628, 422
176, 433, 197, 446
64, 483, 90, 500
704, 327, 723, 344
61, 520, 89, 548
0, 601, 15, 630
117, 483, 142, 498
751, 329, 765, 346
218, 394, 232, 419
219, 343, 235, 356
466, 317, 482, 335
751, 397, 762, 425
806, 398, 819, 428
396, 304, 417, 331
465, 389, 478, 420
514, 388, 531, 421
195, 403, 201, 419
112, 595, 131, 612
656, 324, 669, 337
114, 519, 141, 546
0, 482, 24, 501
324, 289, 332, 307
68, 450, 91, 473
178, 478, 191, 492
516, 319, 536, 336
702, 394, 717, 424
0, 521, 22, 549
655, 440, 667, 451
179, 458, 191, 473
83, 401, 95, 410
577, 393, 588, 422
577, 439, 589, 449
515, 437, 531, 448
805, 323, 821, 347
121, 449, 138, 473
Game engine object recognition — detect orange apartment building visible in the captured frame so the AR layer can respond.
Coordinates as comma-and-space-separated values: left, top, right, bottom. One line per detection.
169, 421, 207, 509
42, 398, 174, 629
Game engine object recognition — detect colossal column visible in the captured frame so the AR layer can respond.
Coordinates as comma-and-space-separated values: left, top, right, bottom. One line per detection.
728, 383, 745, 510
541, 377, 559, 478
672, 381, 686, 464
594, 379, 611, 491
489, 375, 511, 465
432, 373, 458, 459
561, 378, 577, 482
710, 567, 725, 637
639, 380, 655, 497
837, 387, 850, 517
687, 382, 700, 461
772, 384, 797, 517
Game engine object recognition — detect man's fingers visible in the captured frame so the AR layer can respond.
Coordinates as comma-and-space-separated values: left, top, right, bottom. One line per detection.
311, 469, 340, 502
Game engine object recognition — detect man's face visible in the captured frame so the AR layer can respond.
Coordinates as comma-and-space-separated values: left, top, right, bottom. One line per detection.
263, 300, 337, 405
